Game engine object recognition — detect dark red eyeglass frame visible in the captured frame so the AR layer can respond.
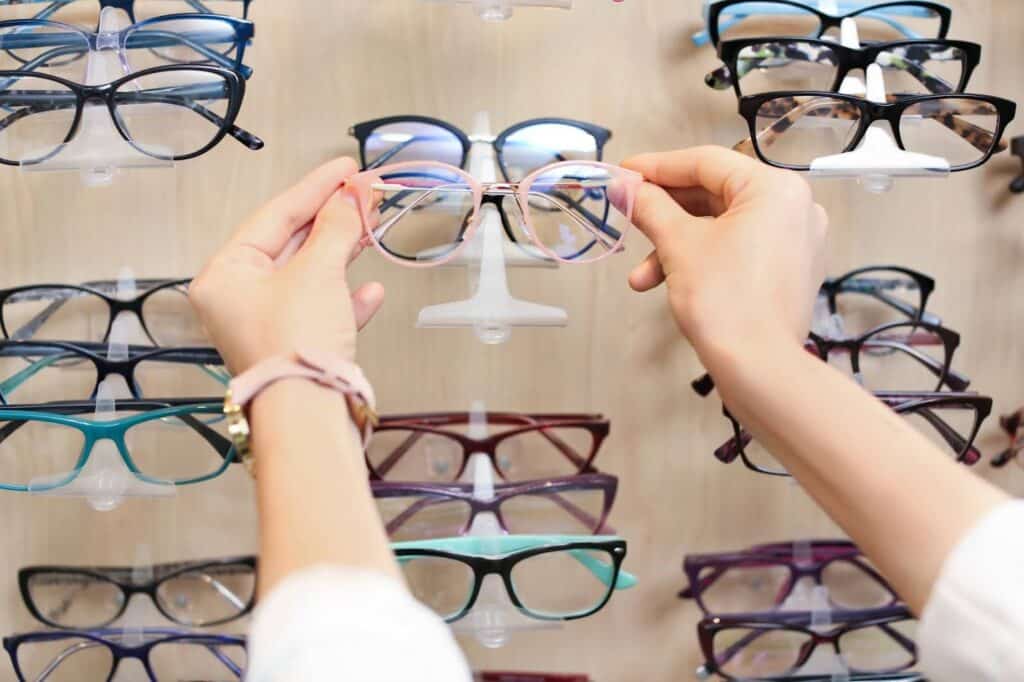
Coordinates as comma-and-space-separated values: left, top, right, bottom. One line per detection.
680, 539, 899, 614
367, 412, 610, 482
372, 473, 617, 538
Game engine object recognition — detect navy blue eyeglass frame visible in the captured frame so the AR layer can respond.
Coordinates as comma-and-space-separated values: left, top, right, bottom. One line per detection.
3, 628, 246, 681
350, 115, 613, 180
0, 64, 264, 165
0, 0, 253, 23
0, 15, 255, 79
0, 278, 193, 346
0, 340, 225, 405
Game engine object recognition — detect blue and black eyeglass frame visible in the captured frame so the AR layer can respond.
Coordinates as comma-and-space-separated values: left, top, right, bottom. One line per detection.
0, 0, 254, 23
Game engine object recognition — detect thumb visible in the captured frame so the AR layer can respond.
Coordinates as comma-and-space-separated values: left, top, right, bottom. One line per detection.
296, 189, 366, 270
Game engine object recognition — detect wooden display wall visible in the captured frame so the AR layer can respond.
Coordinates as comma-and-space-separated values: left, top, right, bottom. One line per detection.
1, 1, 1022, 680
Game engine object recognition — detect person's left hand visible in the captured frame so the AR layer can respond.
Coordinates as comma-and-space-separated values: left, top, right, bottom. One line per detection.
190, 157, 383, 374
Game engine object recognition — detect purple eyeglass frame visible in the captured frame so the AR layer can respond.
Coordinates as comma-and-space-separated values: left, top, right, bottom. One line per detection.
372, 473, 617, 538
699, 605, 917, 680
680, 539, 899, 614
367, 412, 610, 482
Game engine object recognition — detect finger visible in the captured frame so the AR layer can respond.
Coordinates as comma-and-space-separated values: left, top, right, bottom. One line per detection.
351, 281, 385, 330
622, 146, 774, 207
629, 249, 666, 292
630, 182, 699, 251
229, 157, 360, 258
295, 190, 365, 270
666, 187, 727, 218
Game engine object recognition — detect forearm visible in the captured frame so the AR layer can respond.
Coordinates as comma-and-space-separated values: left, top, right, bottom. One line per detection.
250, 379, 400, 597
702, 336, 1008, 613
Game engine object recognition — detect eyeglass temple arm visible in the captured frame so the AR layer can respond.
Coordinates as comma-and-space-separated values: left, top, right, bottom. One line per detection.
371, 431, 427, 478
678, 565, 727, 599
908, 405, 977, 462
539, 188, 624, 248
0, 350, 73, 401
713, 628, 779, 669
734, 95, 1002, 159
534, 425, 590, 470
36, 640, 105, 681
856, 287, 940, 325
545, 491, 614, 533
126, 28, 253, 78
569, 548, 636, 589
864, 333, 970, 391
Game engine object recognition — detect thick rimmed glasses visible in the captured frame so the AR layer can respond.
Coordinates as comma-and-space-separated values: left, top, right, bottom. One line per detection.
0, 341, 226, 404
0, 279, 200, 346
0, 398, 234, 491
693, 320, 970, 398
709, 38, 980, 97
344, 160, 640, 266
681, 540, 899, 614
716, 391, 990, 476
350, 116, 612, 182
0, 15, 254, 83
19, 557, 256, 629
395, 535, 636, 623
819, 265, 939, 336
698, 0, 951, 48
0, 0, 253, 23
3, 629, 246, 681
735, 91, 1016, 171
698, 606, 917, 680
373, 473, 617, 540
0, 64, 263, 165
366, 412, 610, 482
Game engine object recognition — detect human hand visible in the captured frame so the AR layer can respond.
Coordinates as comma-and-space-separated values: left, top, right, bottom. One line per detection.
622, 146, 828, 365
190, 157, 383, 374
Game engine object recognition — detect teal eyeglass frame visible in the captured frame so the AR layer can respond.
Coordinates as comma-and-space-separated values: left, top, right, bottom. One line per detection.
393, 534, 637, 623
0, 398, 235, 492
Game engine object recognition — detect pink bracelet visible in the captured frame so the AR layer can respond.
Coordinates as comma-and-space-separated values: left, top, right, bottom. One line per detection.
223, 348, 377, 477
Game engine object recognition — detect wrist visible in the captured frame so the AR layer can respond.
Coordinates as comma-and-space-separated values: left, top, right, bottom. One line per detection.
695, 326, 811, 398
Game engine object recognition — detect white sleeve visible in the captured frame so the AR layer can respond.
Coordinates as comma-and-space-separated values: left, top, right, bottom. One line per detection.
919, 500, 1024, 682
245, 566, 473, 682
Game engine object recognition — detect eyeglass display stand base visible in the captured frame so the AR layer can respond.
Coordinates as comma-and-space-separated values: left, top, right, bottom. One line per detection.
19, 7, 175, 187
808, 19, 950, 194
450, 402, 562, 648
26, 269, 176, 511
420, 0, 573, 21
417, 112, 568, 344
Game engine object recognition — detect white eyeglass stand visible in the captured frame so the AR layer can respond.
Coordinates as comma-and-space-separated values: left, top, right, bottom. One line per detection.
809, 18, 950, 193
19, 6, 176, 186
27, 269, 176, 511
450, 401, 562, 648
417, 111, 568, 344
420, 0, 573, 21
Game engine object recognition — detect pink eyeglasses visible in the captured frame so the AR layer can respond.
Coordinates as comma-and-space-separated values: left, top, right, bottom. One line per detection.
343, 160, 642, 266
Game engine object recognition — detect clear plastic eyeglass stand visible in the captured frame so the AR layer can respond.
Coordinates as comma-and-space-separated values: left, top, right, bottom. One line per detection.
450, 401, 562, 648
420, 0, 573, 21
28, 269, 176, 511
809, 18, 950, 193
417, 111, 568, 345
19, 6, 176, 187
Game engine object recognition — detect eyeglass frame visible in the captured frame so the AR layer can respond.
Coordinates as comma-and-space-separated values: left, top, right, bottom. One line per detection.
680, 539, 900, 614
735, 90, 1017, 172
0, 397, 235, 491
343, 160, 640, 267
2, 628, 247, 682
394, 534, 636, 623
0, 64, 264, 165
0, 15, 255, 79
0, 0, 254, 24
350, 115, 613, 178
716, 390, 991, 476
367, 411, 610, 482
0, 278, 193, 345
819, 265, 939, 327
703, 0, 951, 49
0, 340, 225, 405
372, 473, 618, 538
18, 556, 257, 629
712, 37, 981, 97
991, 407, 1024, 468
698, 605, 917, 680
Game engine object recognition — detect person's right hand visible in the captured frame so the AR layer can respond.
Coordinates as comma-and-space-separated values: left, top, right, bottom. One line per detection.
621, 146, 828, 367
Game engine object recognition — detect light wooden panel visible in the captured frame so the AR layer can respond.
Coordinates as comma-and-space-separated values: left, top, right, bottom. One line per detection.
0, 1, 1022, 680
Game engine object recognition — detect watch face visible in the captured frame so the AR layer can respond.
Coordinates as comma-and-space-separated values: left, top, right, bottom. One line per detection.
224, 395, 254, 476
